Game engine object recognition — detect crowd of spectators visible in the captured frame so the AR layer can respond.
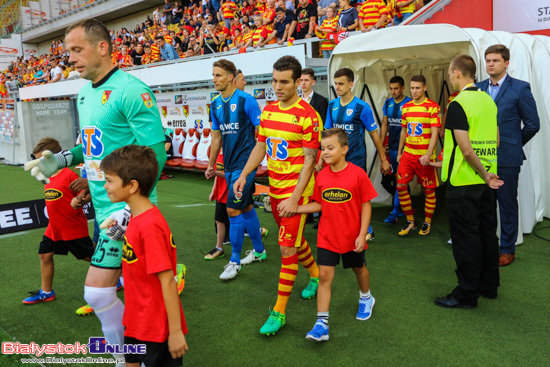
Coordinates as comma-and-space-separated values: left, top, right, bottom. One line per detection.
0, 0, 429, 96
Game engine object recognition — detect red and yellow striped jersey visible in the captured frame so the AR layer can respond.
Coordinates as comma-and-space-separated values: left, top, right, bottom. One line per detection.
150, 44, 161, 61
256, 0, 266, 12
262, 7, 276, 30
258, 99, 322, 199
359, 0, 388, 28
141, 53, 151, 64
251, 27, 269, 45
111, 51, 121, 66
221, 1, 238, 19
401, 98, 440, 157
242, 31, 253, 45
319, 18, 337, 51
163, 34, 173, 45
118, 54, 132, 68
396, 0, 414, 14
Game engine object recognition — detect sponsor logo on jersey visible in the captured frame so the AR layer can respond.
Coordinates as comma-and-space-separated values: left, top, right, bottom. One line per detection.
81, 127, 104, 158
122, 239, 138, 263
254, 89, 265, 99
407, 122, 423, 137
183, 105, 189, 117
231, 104, 236, 112
44, 189, 62, 201
333, 123, 353, 132
161, 106, 167, 118
101, 91, 111, 104
322, 188, 352, 203
346, 109, 353, 116
141, 93, 153, 108
107, 246, 120, 257
266, 137, 289, 160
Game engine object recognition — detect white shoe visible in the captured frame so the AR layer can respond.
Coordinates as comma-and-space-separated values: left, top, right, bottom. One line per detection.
219, 262, 241, 280
447, 238, 453, 245
240, 250, 267, 265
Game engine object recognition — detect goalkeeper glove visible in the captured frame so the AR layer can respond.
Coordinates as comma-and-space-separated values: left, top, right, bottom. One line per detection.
24, 150, 73, 184
100, 205, 132, 241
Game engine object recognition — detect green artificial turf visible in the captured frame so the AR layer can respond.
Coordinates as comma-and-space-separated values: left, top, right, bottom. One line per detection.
1, 164, 549, 367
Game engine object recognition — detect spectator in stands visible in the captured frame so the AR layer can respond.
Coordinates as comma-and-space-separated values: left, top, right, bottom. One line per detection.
188, 36, 201, 56
264, 7, 292, 45
317, 6, 337, 57
392, 0, 415, 25
130, 43, 144, 65
5, 73, 20, 97
33, 66, 46, 84
173, 1, 183, 23
200, 25, 219, 54
289, 0, 317, 40
155, 35, 180, 60
248, 14, 270, 48
317, 0, 337, 24
221, 0, 239, 29
145, 15, 154, 28
359, 0, 388, 32
67, 64, 81, 80
335, 0, 358, 35
164, 0, 174, 24
262, 0, 277, 30
49, 59, 65, 83
117, 44, 134, 68
277, 0, 295, 18
142, 44, 153, 64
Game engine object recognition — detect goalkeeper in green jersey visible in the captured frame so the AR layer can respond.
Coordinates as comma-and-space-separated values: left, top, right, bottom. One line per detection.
24, 19, 166, 364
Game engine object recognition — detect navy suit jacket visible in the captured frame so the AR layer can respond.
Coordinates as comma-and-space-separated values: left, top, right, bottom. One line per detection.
309, 92, 328, 125
477, 76, 539, 167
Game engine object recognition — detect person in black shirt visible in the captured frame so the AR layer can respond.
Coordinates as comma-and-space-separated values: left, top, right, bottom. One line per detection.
130, 43, 144, 65
288, 0, 317, 40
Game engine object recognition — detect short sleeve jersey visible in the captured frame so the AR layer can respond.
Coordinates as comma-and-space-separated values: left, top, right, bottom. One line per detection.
312, 163, 377, 253
122, 206, 188, 343
210, 89, 261, 171
383, 96, 411, 151
325, 96, 378, 170
401, 98, 440, 157
262, 7, 277, 30
258, 99, 321, 199
359, 0, 388, 27
251, 26, 269, 45
77, 68, 165, 223
320, 18, 338, 51
44, 168, 89, 242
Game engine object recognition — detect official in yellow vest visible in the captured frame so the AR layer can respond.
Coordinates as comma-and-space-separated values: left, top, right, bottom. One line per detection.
434, 54, 504, 309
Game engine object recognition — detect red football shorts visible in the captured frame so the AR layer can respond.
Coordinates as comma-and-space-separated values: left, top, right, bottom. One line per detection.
397, 152, 439, 189
270, 196, 310, 248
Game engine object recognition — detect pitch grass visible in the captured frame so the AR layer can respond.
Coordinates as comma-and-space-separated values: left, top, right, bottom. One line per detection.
1, 164, 550, 367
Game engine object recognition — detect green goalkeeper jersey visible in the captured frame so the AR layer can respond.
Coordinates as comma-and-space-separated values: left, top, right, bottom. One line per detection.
77, 68, 164, 223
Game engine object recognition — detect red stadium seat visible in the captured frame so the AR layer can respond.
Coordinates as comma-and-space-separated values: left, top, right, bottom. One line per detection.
194, 128, 212, 170
166, 158, 184, 167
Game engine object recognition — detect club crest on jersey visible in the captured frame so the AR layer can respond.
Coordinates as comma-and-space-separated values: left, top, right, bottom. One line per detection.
101, 90, 111, 105
141, 93, 153, 108
322, 188, 352, 203
122, 239, 138, 263
161, 106, 167, 118
266, 137, 289, 160
230, 104, 236, 112
44, 189, 62, 201
183, 105, 189, 117
346, 109, 353, 116
81, 127, 104, 158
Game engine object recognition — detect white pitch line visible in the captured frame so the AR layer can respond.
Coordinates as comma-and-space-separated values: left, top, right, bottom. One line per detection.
0, 231, 27, 239
174, 203, 215, 208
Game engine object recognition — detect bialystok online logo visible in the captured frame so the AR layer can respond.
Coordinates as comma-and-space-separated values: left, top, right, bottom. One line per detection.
2, 337, 146, 356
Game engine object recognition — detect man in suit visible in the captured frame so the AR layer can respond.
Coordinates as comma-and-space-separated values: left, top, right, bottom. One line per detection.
477, 44, 540, 267
301, 68, 328, 125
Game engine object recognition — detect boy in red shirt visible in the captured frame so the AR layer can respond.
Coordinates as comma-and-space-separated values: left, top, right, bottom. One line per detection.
297, 128, 377, 342
23, 138, 94, 305
101, 145, 188, 366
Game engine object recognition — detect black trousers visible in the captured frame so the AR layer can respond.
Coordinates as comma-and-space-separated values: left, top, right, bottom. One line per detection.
447, 184, 500, 305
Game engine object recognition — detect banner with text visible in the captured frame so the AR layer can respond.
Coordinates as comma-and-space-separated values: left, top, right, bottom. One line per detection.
0, 99, 15, 143
494, 0, 550, 33
156, 83, 277, 133
0, 199, 95, 235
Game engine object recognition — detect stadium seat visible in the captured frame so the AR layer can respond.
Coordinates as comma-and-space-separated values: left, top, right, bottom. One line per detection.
172, 128, 186, 158
256, 154, 268, 177
180, 128, 200, 169
194, 128, 212, 170
166, 157, 184, 167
